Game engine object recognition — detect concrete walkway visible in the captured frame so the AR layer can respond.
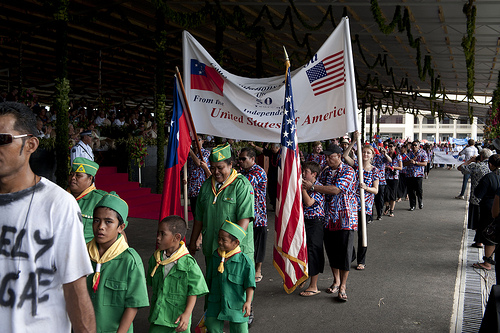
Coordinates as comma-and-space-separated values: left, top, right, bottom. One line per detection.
125, 168, 490, 332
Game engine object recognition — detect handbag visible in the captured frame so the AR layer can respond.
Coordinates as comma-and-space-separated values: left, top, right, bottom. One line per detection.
483, 216, 500, 245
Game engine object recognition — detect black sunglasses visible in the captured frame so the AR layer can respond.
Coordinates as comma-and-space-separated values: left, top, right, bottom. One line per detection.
0, 133, 33, 146
239, 157, 247, 161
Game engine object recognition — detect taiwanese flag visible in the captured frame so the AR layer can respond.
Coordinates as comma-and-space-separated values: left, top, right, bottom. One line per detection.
190, 59, 224, 96
159, 76, 192, 221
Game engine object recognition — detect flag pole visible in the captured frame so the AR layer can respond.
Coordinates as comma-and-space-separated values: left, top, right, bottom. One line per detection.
356, 134, 367, 247
283, 46, 290, 76
183, 163, 188, 226
175, 66, 202, 227
176, 66, 202, 156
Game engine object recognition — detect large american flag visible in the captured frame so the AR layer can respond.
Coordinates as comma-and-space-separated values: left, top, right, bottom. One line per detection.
305, 50, 345, 96
273, 60, 308, 294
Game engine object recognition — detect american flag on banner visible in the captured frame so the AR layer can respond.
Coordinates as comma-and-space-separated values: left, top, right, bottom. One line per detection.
273, 56, 308, 294
305, 50, 345, 96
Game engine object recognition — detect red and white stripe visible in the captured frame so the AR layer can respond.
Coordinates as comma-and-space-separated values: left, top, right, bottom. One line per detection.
311, 50, 345, 96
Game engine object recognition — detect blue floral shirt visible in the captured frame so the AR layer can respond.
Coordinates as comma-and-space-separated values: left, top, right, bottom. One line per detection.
241, 164, 268, 227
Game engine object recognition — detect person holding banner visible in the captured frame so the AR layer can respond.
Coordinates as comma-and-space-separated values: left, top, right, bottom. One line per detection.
342, 131, 380, 270
304, 144, 358, 302
186, 136, 211, 218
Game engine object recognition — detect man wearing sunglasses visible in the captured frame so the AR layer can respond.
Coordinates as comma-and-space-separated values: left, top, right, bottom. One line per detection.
403, 141, 428, 211
0, 102, 95, 332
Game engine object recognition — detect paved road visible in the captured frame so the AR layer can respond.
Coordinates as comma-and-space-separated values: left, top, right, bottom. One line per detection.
126, 167, 468, 332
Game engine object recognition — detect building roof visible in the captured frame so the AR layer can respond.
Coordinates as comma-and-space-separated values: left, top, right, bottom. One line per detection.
0, 0, 498, 119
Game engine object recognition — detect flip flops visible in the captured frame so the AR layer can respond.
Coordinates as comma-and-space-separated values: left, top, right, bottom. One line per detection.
338, 291, 348, 302
326, 284, 340, 294
472, 262, 491, 271
300, 290, 321, 297
356, 264, 366, 270
255, 275, 263, 283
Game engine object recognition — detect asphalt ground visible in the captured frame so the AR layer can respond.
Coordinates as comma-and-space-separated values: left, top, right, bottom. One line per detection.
126, 167, 468, 332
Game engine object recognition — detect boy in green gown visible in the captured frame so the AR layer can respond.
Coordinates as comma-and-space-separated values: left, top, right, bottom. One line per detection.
205, 220, 256, 333
147, 215, 208, 332
86, 193, 149, 332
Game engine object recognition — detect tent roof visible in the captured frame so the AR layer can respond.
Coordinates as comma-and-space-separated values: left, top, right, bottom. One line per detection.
0, 0, 498, 119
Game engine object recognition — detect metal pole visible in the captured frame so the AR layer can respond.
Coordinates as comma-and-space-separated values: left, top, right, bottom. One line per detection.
356, 134, 367, 247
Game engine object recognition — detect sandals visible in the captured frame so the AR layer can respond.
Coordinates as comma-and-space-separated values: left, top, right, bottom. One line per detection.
326, 284, 340, 294
383, 206, 390, 216
338, 290, 348, 302
356, 264, 366, 270
300, 290, 321, 297
255, 275, 263, 283
388, 210, 394, 217
473, 262, 491, 271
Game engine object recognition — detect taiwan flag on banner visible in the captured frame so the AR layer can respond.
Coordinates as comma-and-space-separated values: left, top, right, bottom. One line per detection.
159, 76, 192, 222
190, 59, 224, 96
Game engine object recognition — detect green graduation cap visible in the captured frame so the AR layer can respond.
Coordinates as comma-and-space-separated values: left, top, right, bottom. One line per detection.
220, 219, 246, 242
210, 143, 232, 162
72, 157, 99, 176
94, 192, 129, 226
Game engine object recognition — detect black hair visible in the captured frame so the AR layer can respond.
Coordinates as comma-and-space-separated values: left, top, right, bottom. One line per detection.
0, 102, 38, 135
489, 154, 500, 168
302, 161, 320, 178
240, 147, 256, 159
160, 215, 187, 239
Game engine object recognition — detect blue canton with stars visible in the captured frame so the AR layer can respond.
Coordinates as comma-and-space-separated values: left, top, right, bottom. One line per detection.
281, 65, 297, 151
305, 62, 327, 83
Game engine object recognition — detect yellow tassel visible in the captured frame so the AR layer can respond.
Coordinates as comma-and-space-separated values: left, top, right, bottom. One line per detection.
218, 251, 226, 273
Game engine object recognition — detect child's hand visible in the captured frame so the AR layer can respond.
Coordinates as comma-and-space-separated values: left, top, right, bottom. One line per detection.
242, 301, 252, 317
175, 313, 190, 332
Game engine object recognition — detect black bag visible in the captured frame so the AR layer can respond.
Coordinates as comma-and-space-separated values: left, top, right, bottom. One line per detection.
483, 217, 500, 245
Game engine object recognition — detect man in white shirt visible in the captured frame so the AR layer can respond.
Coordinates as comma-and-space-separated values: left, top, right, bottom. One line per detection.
71, 130, 94, 164
94, 111, 108, 126
0, 102, 95, 333
113, 114, 126, 127
456, 139, 479, 199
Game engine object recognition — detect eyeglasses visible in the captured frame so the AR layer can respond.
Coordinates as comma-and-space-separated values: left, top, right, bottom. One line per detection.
0, 133, 33, 146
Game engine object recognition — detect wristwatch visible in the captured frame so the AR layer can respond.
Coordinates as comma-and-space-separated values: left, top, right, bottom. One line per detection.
311, 184, 315, 191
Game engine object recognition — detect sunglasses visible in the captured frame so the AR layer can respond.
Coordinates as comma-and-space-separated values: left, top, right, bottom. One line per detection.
412, 144, 418, 147
0, 133, 33, 146
239, 157, 247, 161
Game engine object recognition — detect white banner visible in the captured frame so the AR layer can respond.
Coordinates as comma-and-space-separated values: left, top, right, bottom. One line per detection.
433, 150, 460, 164
182, 17, 359, 143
